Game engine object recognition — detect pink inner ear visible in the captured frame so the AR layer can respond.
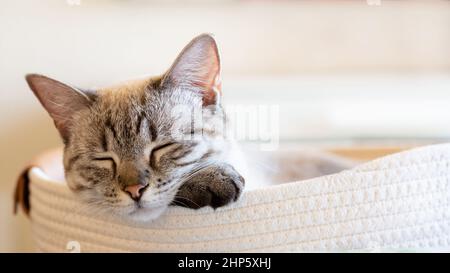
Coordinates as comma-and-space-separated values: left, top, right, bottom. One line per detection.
193, 51, 221, 106
164, 34, 223, 106
200, 74, 222, 106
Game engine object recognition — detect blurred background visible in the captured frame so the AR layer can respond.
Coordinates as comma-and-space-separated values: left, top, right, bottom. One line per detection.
1, 0, 449, 252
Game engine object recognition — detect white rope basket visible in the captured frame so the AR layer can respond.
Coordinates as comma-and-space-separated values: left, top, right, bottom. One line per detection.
26, 144, 450, 252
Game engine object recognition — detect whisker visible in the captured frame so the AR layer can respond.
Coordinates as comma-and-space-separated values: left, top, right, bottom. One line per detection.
173, 195, 201, 208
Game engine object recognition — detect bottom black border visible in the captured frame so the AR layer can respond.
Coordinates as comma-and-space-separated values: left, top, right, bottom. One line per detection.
0, 252, 447, 272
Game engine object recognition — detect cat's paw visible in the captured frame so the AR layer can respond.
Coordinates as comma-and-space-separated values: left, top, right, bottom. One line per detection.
172, 164, 245, 209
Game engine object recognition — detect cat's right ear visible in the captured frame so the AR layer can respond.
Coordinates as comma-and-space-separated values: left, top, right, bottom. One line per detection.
25, 74, 94, 143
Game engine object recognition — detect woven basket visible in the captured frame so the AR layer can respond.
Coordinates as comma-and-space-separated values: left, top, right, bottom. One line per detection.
21, 144, 450, 252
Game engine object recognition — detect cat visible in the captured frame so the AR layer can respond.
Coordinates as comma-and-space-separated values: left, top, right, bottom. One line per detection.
26, 34, 248, 221
26, 34, 353, 222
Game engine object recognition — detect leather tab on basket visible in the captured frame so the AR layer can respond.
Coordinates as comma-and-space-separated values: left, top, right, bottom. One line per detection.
14, 166, 32, 216
13, 148, 64, 217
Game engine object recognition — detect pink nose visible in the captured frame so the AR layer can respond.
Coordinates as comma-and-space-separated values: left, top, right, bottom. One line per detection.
124, 184, 148, 201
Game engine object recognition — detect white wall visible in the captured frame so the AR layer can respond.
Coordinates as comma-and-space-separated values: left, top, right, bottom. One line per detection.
1, 0, 449, 252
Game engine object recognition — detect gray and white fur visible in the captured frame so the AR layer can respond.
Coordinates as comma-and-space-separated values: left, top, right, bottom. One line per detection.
25, 34, 352, 222
26, 34, 245, 221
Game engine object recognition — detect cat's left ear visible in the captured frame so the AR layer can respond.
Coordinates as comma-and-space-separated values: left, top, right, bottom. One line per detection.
162, 34, 221, 106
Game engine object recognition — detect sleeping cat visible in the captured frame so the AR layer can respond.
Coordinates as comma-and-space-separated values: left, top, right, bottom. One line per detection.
26, 34, 248, 221
26, 34, 351, 221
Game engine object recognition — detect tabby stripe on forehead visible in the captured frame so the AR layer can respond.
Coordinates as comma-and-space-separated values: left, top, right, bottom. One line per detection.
105, 118, 117, 139
149, 120, 158, 141
101, 132, 108, 152
136, 112, 144, 135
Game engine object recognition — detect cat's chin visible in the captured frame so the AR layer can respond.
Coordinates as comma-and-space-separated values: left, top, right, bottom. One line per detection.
125, 205, 168, 222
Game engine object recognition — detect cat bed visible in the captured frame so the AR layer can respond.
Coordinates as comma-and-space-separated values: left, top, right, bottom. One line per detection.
16, 144, 450, 252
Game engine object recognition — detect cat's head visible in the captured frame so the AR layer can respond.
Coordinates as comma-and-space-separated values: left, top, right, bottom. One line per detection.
26, 34, 228, 221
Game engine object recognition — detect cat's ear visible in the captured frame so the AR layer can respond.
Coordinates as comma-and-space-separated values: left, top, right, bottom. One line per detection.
25, 74, 94, 143
162, 33, 221, 106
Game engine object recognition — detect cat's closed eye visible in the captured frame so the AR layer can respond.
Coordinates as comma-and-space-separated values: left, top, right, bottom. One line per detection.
152, 142, 177, 154
92, 156, 117, 174
149, 142, 178, 167
150, 142, 200, 167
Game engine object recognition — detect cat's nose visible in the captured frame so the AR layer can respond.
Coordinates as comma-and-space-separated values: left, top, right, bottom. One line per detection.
124, 183, 148, 201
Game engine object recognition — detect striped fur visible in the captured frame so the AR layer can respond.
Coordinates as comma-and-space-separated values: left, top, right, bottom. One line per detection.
26, 34, 245, 221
